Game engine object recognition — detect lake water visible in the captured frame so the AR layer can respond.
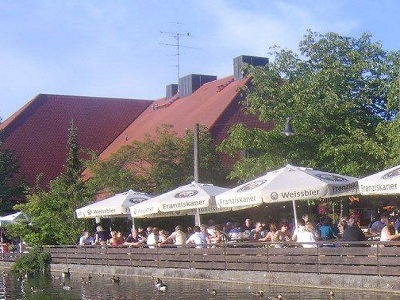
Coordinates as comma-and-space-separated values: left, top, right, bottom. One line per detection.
0, 271, 398, 299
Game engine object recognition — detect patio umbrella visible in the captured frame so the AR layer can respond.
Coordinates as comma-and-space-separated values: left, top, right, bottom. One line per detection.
75, 190, 153, 219
358, 164, 400, 195
0, 212, 29, 253
216, 164, 359, 226
130, 181, 231, 225
0, 212, 29, 227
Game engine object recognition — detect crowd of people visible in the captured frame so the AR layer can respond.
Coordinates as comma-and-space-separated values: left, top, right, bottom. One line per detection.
77, 212, 400, 248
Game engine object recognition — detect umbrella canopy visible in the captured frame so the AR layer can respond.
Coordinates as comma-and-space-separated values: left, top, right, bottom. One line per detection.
130, 182, 230, 220
75, 190, 153, 219
0, 212, 29, 227
358, 164, 400, 195
216, 164, 359, 208
0, 212, 30, 254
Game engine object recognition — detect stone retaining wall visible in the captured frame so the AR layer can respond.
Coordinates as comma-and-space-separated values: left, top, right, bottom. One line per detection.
50, 263, 400, 294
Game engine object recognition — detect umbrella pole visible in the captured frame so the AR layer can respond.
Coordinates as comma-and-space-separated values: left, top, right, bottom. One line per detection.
292, 200, 298, 229
340, 200, 343, 221
193, 123, 201, 227
0, 228, 3, 256
194, 209, 201, 226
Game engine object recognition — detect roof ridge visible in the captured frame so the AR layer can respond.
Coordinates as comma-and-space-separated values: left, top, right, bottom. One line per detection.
39, 93, 152, 102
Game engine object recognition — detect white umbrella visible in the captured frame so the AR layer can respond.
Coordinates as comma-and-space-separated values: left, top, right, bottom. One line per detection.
216, 164, 359, 226
0, 212, 29, 227
358, 164, 400, 195
130, 181, 231, 225
0, 212, 29, 254
75, 190, 153, 219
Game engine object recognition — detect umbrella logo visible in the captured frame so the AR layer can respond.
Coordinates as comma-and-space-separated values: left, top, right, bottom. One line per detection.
270, 192, 279, 200
128, 198, 148, 204
382, 167, 400, 179
174, 190, 198, 198
237, 180, 267, 192
315, 174, 348, 182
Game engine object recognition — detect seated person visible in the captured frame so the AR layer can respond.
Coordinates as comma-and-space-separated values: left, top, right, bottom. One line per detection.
337, 217, 347, 235
123, 228, 145, 247
117, 231, 124, 243
78, 231, 93, 246
208, 225, 229, 244
250, 221, 266, 241
137, 226, 147, 239
394, 216, 400, 233
200, 224, 211, 242
146, 227, 161, 248
370, 213, 389, 235
161, 225, 187, 246
293, 219, 317, 248
186, 225, 208, 248
186, 226, 194, 237
94, 225, 110, 245
227, 222, 242, 239
343, 218, 366, 244
159, 229, 172, 244
302, 214, 319, 239
240, 218, 254, 234
259, 223, 278, 242
273, 221, 292, 246
108, 231, 124, 246
380, 216, 400, 242
318, 216, 338, 240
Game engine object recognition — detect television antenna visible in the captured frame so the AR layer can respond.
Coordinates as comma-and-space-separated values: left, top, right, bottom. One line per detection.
159, 30, 201, 84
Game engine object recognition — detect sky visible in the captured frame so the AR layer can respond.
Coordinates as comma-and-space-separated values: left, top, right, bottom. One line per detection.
1, 0, 400, 121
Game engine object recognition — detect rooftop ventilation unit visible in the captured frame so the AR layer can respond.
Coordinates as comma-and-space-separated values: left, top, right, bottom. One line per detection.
166, 84, 178, 99
233, 55, 268, 81
179, 74, 217, 98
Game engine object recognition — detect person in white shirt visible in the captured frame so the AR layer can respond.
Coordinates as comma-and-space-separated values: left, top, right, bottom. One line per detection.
146, 227, 161, 248
380, 216, 400, 242
293, 219, 317, 248
186, 225, 208, 248
78, 231, 93, 246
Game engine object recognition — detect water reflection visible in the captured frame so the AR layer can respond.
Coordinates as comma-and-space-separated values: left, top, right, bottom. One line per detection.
0, 270, 398, 299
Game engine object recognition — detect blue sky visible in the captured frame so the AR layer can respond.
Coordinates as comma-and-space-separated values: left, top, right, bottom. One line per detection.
1, 0, 399, 121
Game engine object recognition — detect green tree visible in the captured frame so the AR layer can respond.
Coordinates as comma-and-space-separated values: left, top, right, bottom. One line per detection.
183, 125, 228, 186
219, 31, 400, 181
14, 120, 92, 246
86, 124, 227, 196
63, 119, 82, 185
0, 132, 26, 211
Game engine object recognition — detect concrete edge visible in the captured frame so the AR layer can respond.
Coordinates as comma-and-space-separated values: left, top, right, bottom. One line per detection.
50, 263, 400, 294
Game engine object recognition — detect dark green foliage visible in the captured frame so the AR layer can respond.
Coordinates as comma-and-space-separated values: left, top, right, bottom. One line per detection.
0, 131, 27, 211
86, 124, 228, 196
14, 121, 93, 246
11, 246, 50, 276
219, 31, 400, 181
62, 119, 82, 185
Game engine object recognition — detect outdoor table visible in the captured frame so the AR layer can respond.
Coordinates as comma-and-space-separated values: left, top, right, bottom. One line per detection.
365, 233, 380, 241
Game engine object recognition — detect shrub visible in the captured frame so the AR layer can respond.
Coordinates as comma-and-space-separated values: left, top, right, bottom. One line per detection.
11, 246, 50, 276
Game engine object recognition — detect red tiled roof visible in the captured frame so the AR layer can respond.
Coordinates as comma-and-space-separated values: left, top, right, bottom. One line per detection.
0, 94, 153, 187
98, 76, 273, 167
